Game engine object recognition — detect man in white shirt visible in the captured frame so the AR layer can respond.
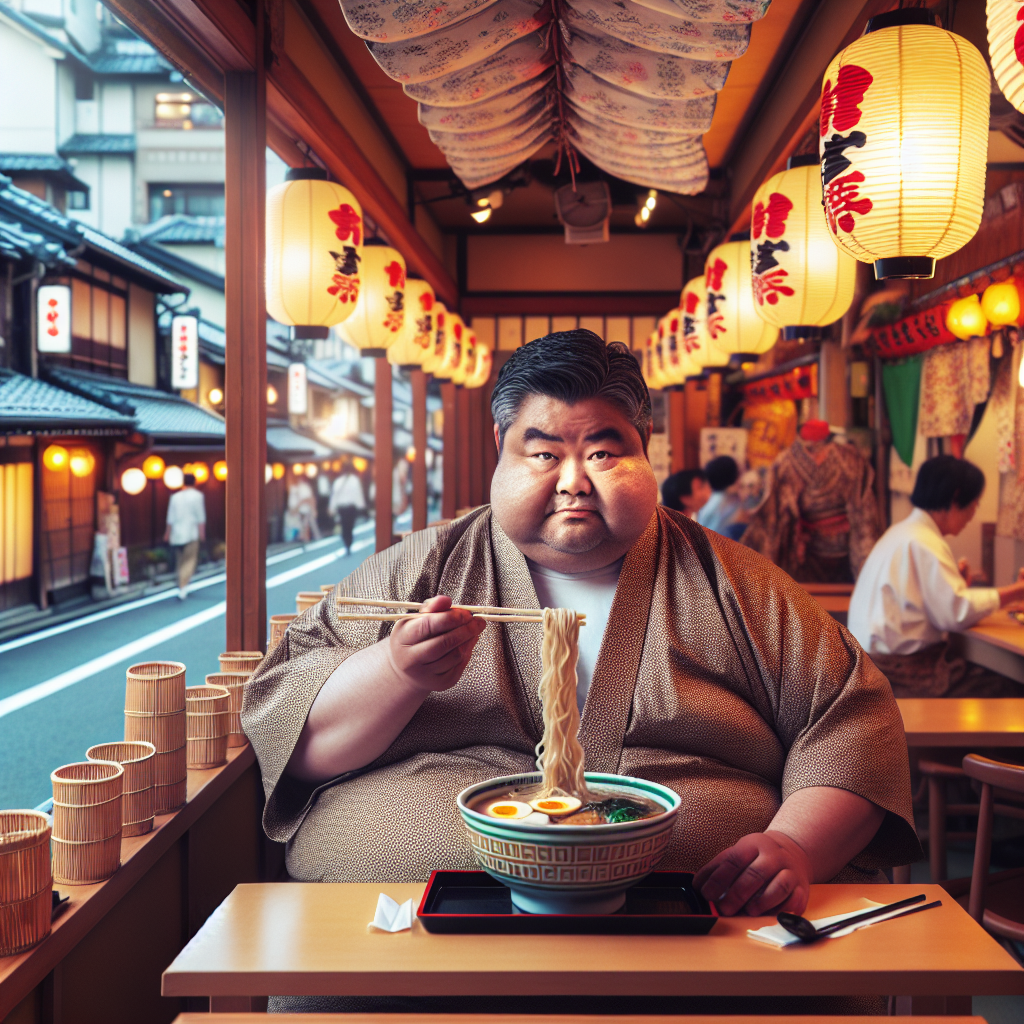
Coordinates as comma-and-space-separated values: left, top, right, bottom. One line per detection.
164, 472, 206, 599
849, 455, 1024, 696
328, 465, 367, 554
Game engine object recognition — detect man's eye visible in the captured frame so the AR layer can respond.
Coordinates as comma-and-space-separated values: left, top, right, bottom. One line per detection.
532, 452, 555, 461
590, 451, 611, 461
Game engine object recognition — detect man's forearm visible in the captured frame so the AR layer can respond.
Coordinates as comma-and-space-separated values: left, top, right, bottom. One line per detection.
767, 785, 885, 882
286, 641, 428, 783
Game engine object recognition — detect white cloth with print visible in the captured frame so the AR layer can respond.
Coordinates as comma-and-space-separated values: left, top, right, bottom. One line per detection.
165, 487, 206, 546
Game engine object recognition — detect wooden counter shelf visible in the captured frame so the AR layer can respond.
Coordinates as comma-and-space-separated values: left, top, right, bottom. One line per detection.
954, 613, 1024, 685
0, 745, 256, 1022
897, 699, 1024, 747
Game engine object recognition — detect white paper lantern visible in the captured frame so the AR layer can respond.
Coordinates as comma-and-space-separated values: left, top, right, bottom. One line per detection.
680, 275, 729, 371
990, 1, 1024, 114
387, 278, 435, 367
705, 241, 779, 359
337, 242, 406, 354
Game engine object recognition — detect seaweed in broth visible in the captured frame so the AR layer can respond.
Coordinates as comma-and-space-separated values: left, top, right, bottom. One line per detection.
472, 786, 662, 825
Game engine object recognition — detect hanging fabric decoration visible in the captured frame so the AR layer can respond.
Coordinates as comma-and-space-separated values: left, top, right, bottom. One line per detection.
988, 0, 1024, 114
705, 240, 779, 359
336, 242, 406, 355
680, 275, 728, 371
818, 9, 989, 281
387, 278, 436, 367
266, 168, 363, 336
339, 0, 774, 194
881, 354, 923, 468
749, 155, 857, 338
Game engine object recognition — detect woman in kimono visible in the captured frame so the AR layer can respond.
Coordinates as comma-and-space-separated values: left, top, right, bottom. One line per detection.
244, 331, 918, 1013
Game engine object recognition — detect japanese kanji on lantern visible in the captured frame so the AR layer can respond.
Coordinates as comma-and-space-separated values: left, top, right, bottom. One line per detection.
266, 168, 364, 339
435, 311, 468, 380
336, 240, 406, 355
749, 155, 857, 339
680, 275, 729, 372
704, 240, 779, 359
387, 277, 435, 368
452, 328, 477, 386
988, 1, 1024, 115
465, 337, 493, 389
658, 310, 698, 386
421, 301, 448, 375
642, 331, 669, 391
818, 9, 989, 280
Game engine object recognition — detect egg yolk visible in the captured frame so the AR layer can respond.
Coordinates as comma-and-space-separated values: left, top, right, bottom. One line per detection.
528, 795, 582, 816
484, 800, 532, 819
492, 805, 520, 817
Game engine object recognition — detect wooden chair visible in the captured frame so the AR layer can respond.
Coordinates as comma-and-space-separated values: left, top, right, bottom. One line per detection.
919, 759, 979, 882
962, 753, 1024, 944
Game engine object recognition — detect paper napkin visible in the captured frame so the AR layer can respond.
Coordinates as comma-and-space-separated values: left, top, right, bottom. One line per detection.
368, 893, 416, 933
747, 899, 915, 947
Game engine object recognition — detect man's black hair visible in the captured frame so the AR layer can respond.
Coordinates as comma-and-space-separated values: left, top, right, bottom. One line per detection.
183, 472, 196, 487
661, 469, 707, 512
911, 455, 985, 511
490, 330, 651, 451
704, 455, 739, 492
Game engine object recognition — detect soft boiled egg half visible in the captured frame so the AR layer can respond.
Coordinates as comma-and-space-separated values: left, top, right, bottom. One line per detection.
528, 796, 582, 817
483, 800, 532, 819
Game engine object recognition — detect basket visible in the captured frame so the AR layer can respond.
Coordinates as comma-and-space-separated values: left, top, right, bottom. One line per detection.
268, 614, 296, 652
295, 591, 322, 614
153, 778, 187, 816
124, 661, 186, 714
320, 583, 335, 595
124, 709, 186, 752
50, 762, 123, 884
86, 742, 155, 838
186, 685, 230, 769
218, 651, 262, 673
205, 673, 248, 747
0, 810, 52, 955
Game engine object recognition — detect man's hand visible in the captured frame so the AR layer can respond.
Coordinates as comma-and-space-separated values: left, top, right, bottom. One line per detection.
386, 595, 487, 695
693, 831, 812, 916
958, 557, 971, 584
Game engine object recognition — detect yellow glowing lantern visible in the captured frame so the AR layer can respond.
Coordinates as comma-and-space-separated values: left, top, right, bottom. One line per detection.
989, 1, 1024, 114
352, 456, 368, 473
190, 462, 210, 484
163, 465, 184, 490
292, 463, 305, 476
42, 444, 69, 472
387, 278, 435, 367
405, 446, 416, 463
336, 242, 406, 355
705, 241, 779, 359
120, 467, 147, 495
213, 460, 228, 481
267, 385, 278, 406
642, 332, 669, 390
437, 312, 469, 380
679, 275, 728, 372
207, 387, 223, 406
142, 454, 165, 480
659, 309, 701, 386
981, 279, 1022, 326
946, 294, 989, 340
452, 329, 477, 386
266, 168, 364, 340
68, 447, 95, 478
749, 156, 857, 337
466, 342, 493, 389
305, 463, 318, 478
818, 9, 989, 280
265, 463, 273, 484
421, 302, 447, 375
272, 462, 285, 480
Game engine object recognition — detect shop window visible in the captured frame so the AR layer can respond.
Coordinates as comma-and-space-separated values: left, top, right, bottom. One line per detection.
153, 91, 223, 130
0, 460, 33, 611
148, 183, 225, 220
59, 271, 128, 376
40, 445, 97, 599
67, 189, 90, 210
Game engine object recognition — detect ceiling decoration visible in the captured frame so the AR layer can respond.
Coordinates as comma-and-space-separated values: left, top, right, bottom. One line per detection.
339, 0, 774, 194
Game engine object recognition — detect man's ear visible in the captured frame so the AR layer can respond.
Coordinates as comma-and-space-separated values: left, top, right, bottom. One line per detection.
493, 422, 501, 455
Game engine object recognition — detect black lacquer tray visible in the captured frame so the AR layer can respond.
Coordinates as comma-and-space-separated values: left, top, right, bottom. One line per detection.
417, 870, 718, 934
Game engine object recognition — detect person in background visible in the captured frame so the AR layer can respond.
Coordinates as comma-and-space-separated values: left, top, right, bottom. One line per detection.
696, 455, 745, 540
329, 462, 367, 555
660, 468, 711, 519
849, 455, 1024, 697
164, 472, 206, 600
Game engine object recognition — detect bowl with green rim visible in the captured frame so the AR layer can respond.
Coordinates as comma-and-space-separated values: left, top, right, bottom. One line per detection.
457, 771, 681, 915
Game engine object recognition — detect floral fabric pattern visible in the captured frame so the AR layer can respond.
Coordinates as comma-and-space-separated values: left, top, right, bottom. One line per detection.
919, 341, 972, 439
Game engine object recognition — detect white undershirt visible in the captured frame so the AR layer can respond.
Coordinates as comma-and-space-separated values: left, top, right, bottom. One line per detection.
527, 556, 624, 711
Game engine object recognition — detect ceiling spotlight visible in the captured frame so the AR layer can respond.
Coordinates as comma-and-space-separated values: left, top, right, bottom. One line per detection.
471, 208, 492, 224
476, 196, 490, 208
645, 189, 657, 211
487, 189, 504, 210
641, 206, 651, 222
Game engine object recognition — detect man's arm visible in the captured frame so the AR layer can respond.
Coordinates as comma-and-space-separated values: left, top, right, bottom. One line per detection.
693, 786, 885, 916
286, 596, 486, 782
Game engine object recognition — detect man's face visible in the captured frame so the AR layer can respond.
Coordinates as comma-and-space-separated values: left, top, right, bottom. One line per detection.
682, 477, 712, 515
490, 394, 658, 572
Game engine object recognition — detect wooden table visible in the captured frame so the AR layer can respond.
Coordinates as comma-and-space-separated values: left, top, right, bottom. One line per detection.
954, 612, 1024, 684
162, 882, 1023, 1013
897, 698, 1024, 747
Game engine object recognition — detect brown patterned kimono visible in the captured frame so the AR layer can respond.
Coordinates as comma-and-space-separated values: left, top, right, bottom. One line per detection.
243, 506, 918, 888
741, 437, 880, 583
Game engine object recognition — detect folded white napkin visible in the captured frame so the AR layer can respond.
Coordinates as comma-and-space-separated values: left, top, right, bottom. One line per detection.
368, 893, 416, 933
747, 899, 914, 947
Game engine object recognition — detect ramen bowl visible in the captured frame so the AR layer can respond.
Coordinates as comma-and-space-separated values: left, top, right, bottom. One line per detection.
457, 771, 680, 915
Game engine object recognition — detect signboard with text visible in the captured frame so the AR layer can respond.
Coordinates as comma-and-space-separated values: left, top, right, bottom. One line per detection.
171, 315, 199, 389
37, 285, 71, 352
288, 362, 308, 414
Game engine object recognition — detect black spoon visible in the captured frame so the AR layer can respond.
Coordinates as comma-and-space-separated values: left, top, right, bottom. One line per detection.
777, 892, 935, 943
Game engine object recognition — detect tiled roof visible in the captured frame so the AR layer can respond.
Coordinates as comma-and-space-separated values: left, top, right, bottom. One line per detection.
0, 153, 88, 191
123, 237, 225, 291
267, 423, 333, 460
89, 53, 172, 74
58, 134, 136, 156
0, 369, 135, 433
78, 226, 182, 291
0, 218, 74, 267
137, 215, 224, 246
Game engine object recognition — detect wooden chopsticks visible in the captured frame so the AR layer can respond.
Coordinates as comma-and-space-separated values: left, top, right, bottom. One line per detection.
336, 596, 584, 625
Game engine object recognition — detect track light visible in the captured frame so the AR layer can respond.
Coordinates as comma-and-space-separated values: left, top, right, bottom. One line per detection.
471, 208, 492, 224
645, 190, 657, 211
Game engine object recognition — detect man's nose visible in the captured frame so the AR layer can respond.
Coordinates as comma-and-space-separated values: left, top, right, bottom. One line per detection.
556, 456, 592, 495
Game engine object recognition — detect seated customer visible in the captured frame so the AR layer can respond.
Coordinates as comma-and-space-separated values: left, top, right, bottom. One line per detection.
849, 455, 1024, 697
660, 468, 711, 518
695, 455, 745, 539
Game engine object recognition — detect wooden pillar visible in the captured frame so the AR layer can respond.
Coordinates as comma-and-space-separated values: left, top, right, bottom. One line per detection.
457, 385, 472, 512
467, 387, 483, 506
374, 357, 393, 552
441, 380, 457, 520
411, 368, 428, 531
224, 42, 266, 653
668, 388, 686, 474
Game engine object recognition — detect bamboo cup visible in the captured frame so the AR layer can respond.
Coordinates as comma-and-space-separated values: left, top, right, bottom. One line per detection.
320, 583, 336, 595
218, 651, 262, 673
86, 742, 156, 838
124, 661, 186, 814
268, 614, 296, 652
124, 661, 186, 714
186, 685, 230, 769
50, 762, 123, 885
0, 811, 52, 956
205, 673, 248, 747
295, 591, 322, 614
124, 709, 186, 751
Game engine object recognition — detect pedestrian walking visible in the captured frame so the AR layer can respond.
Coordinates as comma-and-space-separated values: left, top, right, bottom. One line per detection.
328, 463, 367, 554
164, 472, 206, 599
